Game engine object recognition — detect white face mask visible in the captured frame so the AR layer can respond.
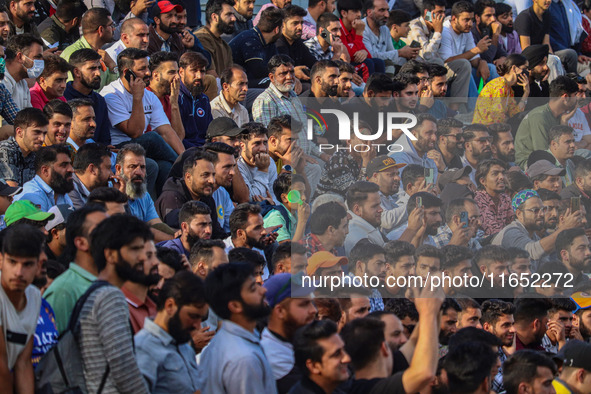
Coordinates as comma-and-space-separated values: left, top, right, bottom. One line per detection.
24, 55, 44, 79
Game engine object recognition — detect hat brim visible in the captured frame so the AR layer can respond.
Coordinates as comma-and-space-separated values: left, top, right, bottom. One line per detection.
0, 185, 22, 196
26, 212, 55, 223
160, 4, 183, 13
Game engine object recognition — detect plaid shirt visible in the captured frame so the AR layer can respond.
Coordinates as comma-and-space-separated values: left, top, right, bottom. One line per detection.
432, 224, 482, 251
0, 83, 19, 124
299, 233, 339, 258
304, 36, 334, 61
0, 137, 36, 185
491, 347, 508, 393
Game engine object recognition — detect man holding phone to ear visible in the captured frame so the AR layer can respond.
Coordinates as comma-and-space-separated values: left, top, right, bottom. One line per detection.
304, 12, 350, 63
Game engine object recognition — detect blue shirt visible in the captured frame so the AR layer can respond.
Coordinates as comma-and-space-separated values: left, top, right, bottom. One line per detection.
549, 0, 572, 52
32, 298, 59, 368
178, 83, 212, 148
229, 27, 278, 88
14, 175, 73, 211
135, 318, 200, 394
157, 238, 189, 259
64, 82, 112, 145
127, 192, 159, 222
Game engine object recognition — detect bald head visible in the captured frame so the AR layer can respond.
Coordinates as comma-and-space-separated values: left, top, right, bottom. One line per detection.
120, 17, 149, 50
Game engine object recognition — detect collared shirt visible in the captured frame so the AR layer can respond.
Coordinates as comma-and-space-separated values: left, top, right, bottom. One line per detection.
14, 174, 73, 211
499, 30, 522, 55
61, 35, 118, 91
68, 173, 90, 209
105, 39, 127, 62
210, 93, 249, 126
121, 286, 156, 334
474, 190, 513, 236
304, 36, 334, 61
344, 211, 387, 255
432, 224, 483, 250
0, 83, 19, 125
64, 82, 112, 145
440, 20, 480, 62
30, 82, 67, 110
2, 71, 31, 110
178, 82, 212, 148
408, 17, 444, 64
0, 137, 36, 185
135, 318, 200, 394
196, 320, 277, 394
302, 11, 317, 41
461, 155, 478, 185
43, 263, 97, 333
252, 83, 307, 127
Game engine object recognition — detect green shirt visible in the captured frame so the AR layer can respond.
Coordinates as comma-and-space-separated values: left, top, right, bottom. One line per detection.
515, 103, 560, 169
60, 36, 118, 90
43, 263, 97, 333
263, 203, 296, 242
392, 38, 406, 50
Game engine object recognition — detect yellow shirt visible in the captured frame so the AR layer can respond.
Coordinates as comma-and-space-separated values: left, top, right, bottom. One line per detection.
472, 77, 521, 125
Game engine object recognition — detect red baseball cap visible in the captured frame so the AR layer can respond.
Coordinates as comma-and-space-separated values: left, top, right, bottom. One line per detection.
156, 0, 183, 14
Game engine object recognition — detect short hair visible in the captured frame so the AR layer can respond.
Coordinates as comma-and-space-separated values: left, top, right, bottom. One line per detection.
317, 12, 339, 34
117, 47, 149, 72
548, 298, 577, 315
392, 72, 420, 92
219, 65, 246, 86
205, 0, 236, 24
283, 4, 307, 20
228, 247, 266, 268
179, 51, 209, 70
309, 201, 348, 235
440, 245, 473, 270
527, 150, 557, 168
116, 143, 146, 166
2, 224, 45, 258
475, 158, 509, 189
68, 48, 101, 68
481, 299, 516, 326
15, 107, 49, 130
270, 241, 305, 273
422, 0, 446, 12
548, 125, 574, 144
294, 320, 339, 377
398, 60, 429, 76
505, 170, 533, 195
456, 297, 481, 312
346, 181, 380, 210
451, 1, 474, 17
387, 9, 411, 28
310, 59, 339, 82
268, 114, 302, 138
156, 246, 184, 272
81, 7, 112, 34
448, 326, 501, 351
384, 240, 415, 264
507, 247, 530, 261
40, 54, 73, 79
258, 7, 284, 33
156, 271, 206, 311
384, 297, 419, 321
60, 204, 106, 263
229, 203, 262, 238
444, 341, 498, 394
514, 297, 552, 324
240, 122, 268, 141
437, 117, 464, 137
149, 51, 179, 72
574, 158, 591, 179
337, 0, 363, 16
503, 350, 557, 394
488, 122, 512, 144
179, 201, 211, 226
474, 0, 495, 16
87, 187, 129, 205
273, 172, 305, 202
410, 113, 437, 134
90, 214, 153, 272
550, 75, 580, 98
35, 144, 71, 172
335, 59, 355, 75
55, 0, 87, 22
536, 188, 561, 202
401, 164, 425, 190
415, 244, 441, 262
204, 262, 254, 319
365, 72, 395, 94
314, 298, 343, 323
406, 192, 442, 213
341, 317, 385, 370
444, 197, 477, 223
189, 238, 226, 269
349, 239, 385, 272
181, 149, 216, 176
43, 99, 73, 120
556, 228, 587, 257
474, 245, 510, 269
73, 143, 111, 173
428, 63, 448, 78
68, 98, 94, 117
494, 2, 512, 16
202, 141, 237, 164
5, 34, 43, 61
268, 54, 294, 74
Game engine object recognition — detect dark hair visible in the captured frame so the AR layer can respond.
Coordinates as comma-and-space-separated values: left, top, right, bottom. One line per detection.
415, 244, 442, 260
475, 158, 508, 189
444, 341, 498, 394
315, 298, 343, 323
384, 240, 415, 265
349, 239, 386, 272
156, 271, 206, 310
81, 7, 112, 34
219, 65, 245, 86
273, 173, 305, 202
310, 201, 348, 235
5, 34, 43, 61
73, 143, 111, 173
550, 75, 580, 98
335, 59, 355, 75
428, 63, 448, 78
240, 122, 268, 141
203, 141, 237, 164
68, 98, 94, 118
117, 47, 149, 73
179, 201, 211, 226
401, 164, 425, 191
407, 192, 442, 213
527, 150, 557, 168
181, 149, 216, 176
474, 0, 496, 16
310, 59, 339, 82
2, 224, 45, 258
505, 170, 533, 196
294, 320, 339, 377
498, 54, 527, 76
448, 326, 501, 351
204, 262, 255, 319
56, 0, 87, 23
90, 214, 153, 272
229, 203, 262, 238
337, 0, 363, 16
364, 72, 395, 94
456, 297, 481, 312
189, 238, 226, 269
116, 143, 146, 166
503, 350, 557, 394
398, 60, 429, 76
15, 107, 49, 130
436, 117, 463, 137
481, 299, 515, 326
451, 1, 474, 18
507, 247, 530, 261
346, 181, 380, 210
40, 54, 73, 79
283, 4, 307, 20
270, 241, 304, 273
69, 48, 102, 67
341, 317, 385, 370
422, 0, 446, 12
43, 99, 73, 120
61, 204, 106, 264
488, 122, 512, 144
494, 2, 512, 16
149, 51, 179, 72
548, 298, 577, 315
384, 297, 419, 321
258, 7, 284, 33
268, 54, 294, 74
548, 125, 574, 144
556, 228, 587, 257
317, 12, 339, 34
440, 245, 473, 270
156, 246, 184, 272
35, 144, 71, 173
474, 245, 510, 270
574, 158, 591, 180
87, 186, 129, 204
392, 72, 420, 92
514, 297, 552, 324
179, 51, 209, 69
308, 0, 325, 7
205, 0, 236, 24
445, 197, 477, 223
268, 114, 302, 138
536, 188, 561, 202
387, 9, 411, 28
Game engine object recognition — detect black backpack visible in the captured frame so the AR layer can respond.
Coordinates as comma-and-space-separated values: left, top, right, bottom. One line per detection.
35, 281, 111, 394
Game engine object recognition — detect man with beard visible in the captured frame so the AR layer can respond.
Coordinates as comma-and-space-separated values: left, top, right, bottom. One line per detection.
300, 59, 339, 98
336, 61, 355, 97
210, 66, 249, 126
7, 0, 39, 37
196, 0, 236, 77
64, 49, 112, 146
260, 273, 317, 392
122, 238, 161, 333
230, 7, 283, 89
224, 203, 275, 256
66, 98, 97, 151
557, 228, 591, 286
177, 51, 213, 148
78, 214, 153, 393
44, 205, 107, 333
276, 5, 316, 82
493, 189, 581, 272
561, 159, 591, 225
471, 0, 507, 67
535, 189, 562, 236
14, 144, 74, 211
350, 239, 388, 312
513, 44, 550, 110
528, 161, 565, 194
573, 297, 591, 342
30, 54, 71, 110
436, 117, 464, 170
344, 181, 386, 254
396, 192, 443, 246
472, 159, 511, 236
135, 271, 207, 393
4, 34, 44, 110
42, 100, 72, 147
198, 262, 277, 394
304, 13, 351, 63
548, 125, 577, 188
116, 144, 174, 242
481, 299, 516, 374
148, 1, 191, 55
367, 155, 408, 234
433, 198, 482, 251
494, 2, 521, 55
420, 64, 451, 120
147, 51, 185, 142
461, 124, 493, 184
516, 76, 579, 169
489, 123, 516, 167
512, 297, 553, 352
158, 201, 213, 259
227, 0, 254, 40
105, 18, 150, 62
542, 298, 579, 354
69, 143, 113, 208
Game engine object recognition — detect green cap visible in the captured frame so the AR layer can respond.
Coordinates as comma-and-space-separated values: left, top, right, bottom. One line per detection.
5, 200, 55, 227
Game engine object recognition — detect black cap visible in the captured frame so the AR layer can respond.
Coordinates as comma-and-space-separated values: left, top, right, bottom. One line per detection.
438, 167, 472, 190
555, 340, 591, 371
206, 117, 246, 139
0, 180, 21, 197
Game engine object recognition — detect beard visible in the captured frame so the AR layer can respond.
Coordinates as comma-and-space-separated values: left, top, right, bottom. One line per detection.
17, 9, 33, 23
159, 78, 172, 95
473, 149, 493, 162
501, 23, 514, 34
321, 81, 338, 97
114, 252, 159, 285
49, 171, 74, 195
185, 77, 204, 97
33, 275, 47, 289
159, 21, 179, 35
275, 81, 294, 93
168, 309, 193, 343
439, 329, 453, 346
497, 150, 515, 163
427, 222, 441, 236
81, 74, 101, 90
218, 19, 235, 35
246, 234, 266, 249
570, 256, 591, 272
241, 299, 271, 320
121, 172, 147, 199
186, 232, 201, 249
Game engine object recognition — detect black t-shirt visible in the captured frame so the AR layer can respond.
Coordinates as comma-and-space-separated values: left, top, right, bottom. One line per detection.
349, 372, 405, 394
515, 7, 551, 46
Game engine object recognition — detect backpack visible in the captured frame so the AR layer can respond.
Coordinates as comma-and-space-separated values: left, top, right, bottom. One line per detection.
35, 281, 111, 394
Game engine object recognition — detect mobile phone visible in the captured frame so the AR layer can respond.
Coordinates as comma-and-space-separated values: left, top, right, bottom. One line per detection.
424, 168, 434, 185
417, 196, 423, 208
320, 29, 331, 42
270, 226, 281, 234
425, 11, 432, 22
522, 69, 530, 78
410, 40, 421, 48
124, 69, 137, 84
460, 211, 469, 228
47, 41, 59, 49
571, 197, 581, 213
302, 67, 311, 77
481, 26, 492, 38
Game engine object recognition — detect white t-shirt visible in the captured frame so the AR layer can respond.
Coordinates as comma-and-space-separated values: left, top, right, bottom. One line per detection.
0, 283, 41, 369
100, 79, 171, 145
568, 108, 591, 142
1, 72, 31, 110
439, 21, 480, 62
212, 187, 234, 233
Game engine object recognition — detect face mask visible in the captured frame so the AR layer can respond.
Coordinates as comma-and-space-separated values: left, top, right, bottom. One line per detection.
25, 56, 44, 79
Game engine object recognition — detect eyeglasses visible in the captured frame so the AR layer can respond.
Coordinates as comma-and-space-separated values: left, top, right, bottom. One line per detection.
523, 206, 548, 215
467, 137, 493, 143
443, 133, 464, 140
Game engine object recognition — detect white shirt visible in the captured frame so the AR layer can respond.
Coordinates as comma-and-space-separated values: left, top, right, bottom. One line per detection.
260, 328, 294, 380
361, 18, 401, 64
105, 40, 127, 64
210, 93, 250, 126
439, 20, 480, 62
568, 108, 591, 142
100, 79, 171, 145
1, 71, 31, 110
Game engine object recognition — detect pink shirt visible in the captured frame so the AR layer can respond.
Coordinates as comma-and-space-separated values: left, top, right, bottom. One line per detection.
30, 82, 66, 110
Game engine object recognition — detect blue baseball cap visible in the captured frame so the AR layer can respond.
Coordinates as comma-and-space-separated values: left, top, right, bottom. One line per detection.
264, 273, 315, 308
